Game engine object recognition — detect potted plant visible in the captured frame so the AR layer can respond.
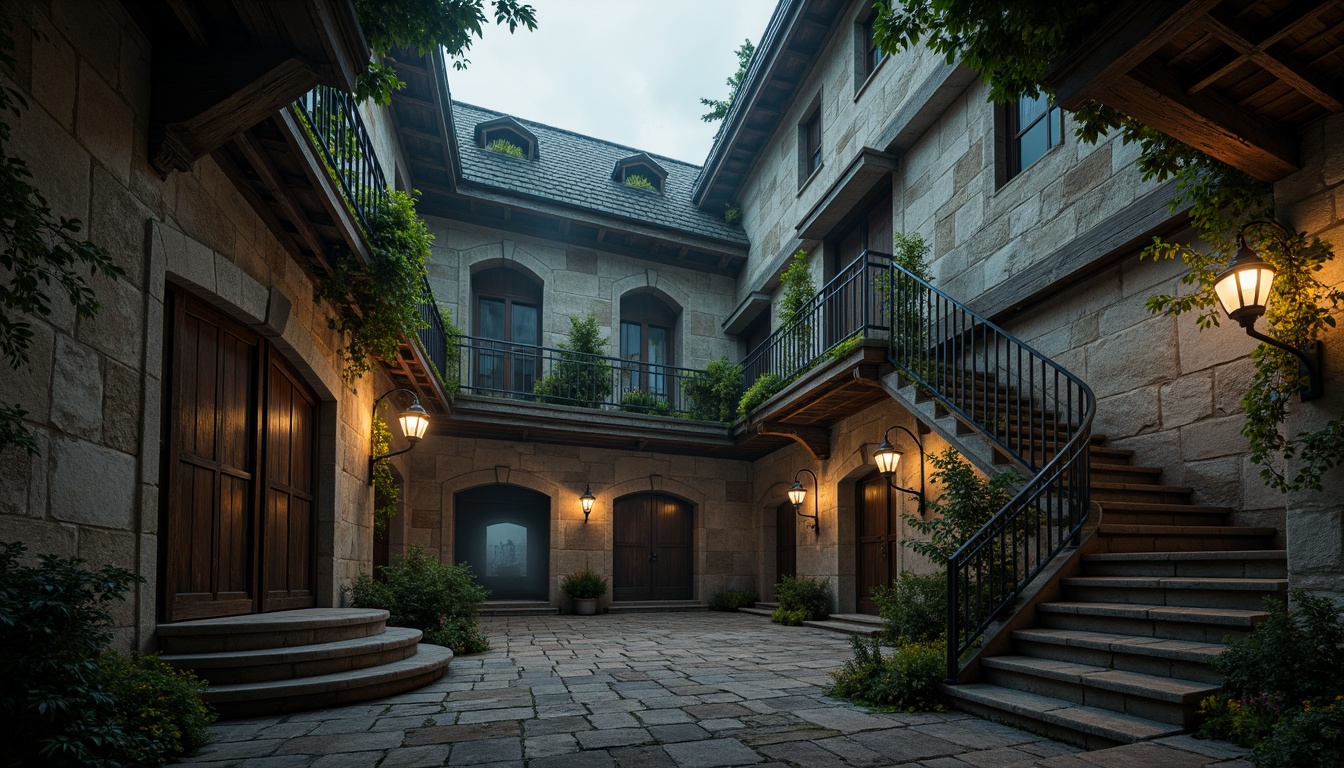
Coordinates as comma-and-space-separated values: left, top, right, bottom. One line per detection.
561, 568, 608, 615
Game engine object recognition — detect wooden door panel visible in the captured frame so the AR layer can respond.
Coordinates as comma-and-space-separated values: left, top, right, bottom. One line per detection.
612, 495, 650, 600
614, 494, 693, 602
261, 356, 317, 612
651, 496, 692, 601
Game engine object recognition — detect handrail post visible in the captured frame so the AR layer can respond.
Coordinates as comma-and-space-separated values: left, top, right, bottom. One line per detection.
946, 558, 959, 684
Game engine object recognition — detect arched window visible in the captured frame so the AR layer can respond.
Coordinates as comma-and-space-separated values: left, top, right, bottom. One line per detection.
620, 292, 677, 401
472, 266, 542, 395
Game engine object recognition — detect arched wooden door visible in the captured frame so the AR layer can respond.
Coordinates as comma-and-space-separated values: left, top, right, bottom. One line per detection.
613, 493, 693, 601
775, 501, 797, 584
856, 471, 901, 615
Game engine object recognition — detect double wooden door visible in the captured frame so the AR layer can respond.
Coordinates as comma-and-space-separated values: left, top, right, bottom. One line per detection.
613, 493, 693, 601
160, 289, 318, 622
856, 472, 901, 615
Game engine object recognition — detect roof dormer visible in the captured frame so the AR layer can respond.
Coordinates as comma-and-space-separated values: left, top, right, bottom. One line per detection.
612, 153, 667, 194
475, 116, 538, 160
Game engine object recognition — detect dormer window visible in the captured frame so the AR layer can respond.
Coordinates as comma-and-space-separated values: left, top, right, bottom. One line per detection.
474, 116, 538, 160
612, 153, 667, 194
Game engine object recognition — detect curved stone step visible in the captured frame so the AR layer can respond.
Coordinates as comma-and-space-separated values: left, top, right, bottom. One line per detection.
158, 608, 389, 654
161, 626, 423, 685
203, 643, 454, 718
942, 682, 1184, 749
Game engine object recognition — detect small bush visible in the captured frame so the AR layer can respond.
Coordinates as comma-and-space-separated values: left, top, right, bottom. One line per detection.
99, 653, 216, 766
709, 589, 757, 611
827, 635, 945, 712
774, 575, 830, 620
624, 174, 657, 191
723, 203, 742, 225
533, 314, 611, 409
486, 138, 526, 158
348, 546, 490, 655
619, 388, 671, 415
771, 606, 809, 626
1252, 697, 1344, 768
826, 335, 862, 360
561, 569, 608, 599
872, 572, 945, 645
738, 372, 785, 418
1198, 694, 1284, 747
1216, 589, 1344, 704
684, 357, 743, 422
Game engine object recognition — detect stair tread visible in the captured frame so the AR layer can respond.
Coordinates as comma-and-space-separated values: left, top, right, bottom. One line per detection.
1012, 628, 1224, 664
801, 619, 881, 636
982, 656, 1218, 701
1096, 501, 1232, 513
1083, 550, 1286, 562
161, 627, 422, 668
1038, 601, 1266, 625
827, 613, 883, 625
943, 683, 1184, 743
202, 644, 453, 702
157, 608, 388, 636
1099, 524, 1277, 536
739, 607, 773, 617
1061, 576, 1287, 590
1092, 482, 1193, 492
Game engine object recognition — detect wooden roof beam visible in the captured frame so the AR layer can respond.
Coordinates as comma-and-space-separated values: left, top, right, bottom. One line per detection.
756, 421, 830, 461
1195, 5, 1342, 112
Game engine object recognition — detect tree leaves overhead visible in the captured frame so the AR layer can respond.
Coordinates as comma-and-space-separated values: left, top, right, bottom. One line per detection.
701, 39, 756, 123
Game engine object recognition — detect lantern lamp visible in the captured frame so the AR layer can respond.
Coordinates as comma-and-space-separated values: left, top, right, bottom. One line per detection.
369, 388, 432, 484
789, 469, 819, 532
873, 425, 926, 516
580, 484, 596, 522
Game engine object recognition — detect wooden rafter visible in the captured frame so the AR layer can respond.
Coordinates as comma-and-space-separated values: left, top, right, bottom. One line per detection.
756, 421, 830, 460
1190, 3, 1341, 111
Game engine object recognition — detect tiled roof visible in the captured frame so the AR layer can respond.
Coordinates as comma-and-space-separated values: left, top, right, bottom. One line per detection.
451, 102, 749, 246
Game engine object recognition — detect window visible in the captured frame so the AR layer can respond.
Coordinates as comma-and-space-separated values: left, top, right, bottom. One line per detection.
474, 116, 538, 160
1007, 93, 1063, 178
860, 14, 886, 81
472, 267, 542, 395
620, 292, 677, 402
612, 153, 667, 194
801, 109, 822, 180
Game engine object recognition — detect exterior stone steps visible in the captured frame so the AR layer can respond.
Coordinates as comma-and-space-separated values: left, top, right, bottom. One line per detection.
607, 601, 707, 613
1089, 446, 1136, 465
941, 683, 1184, 749
479, 601, 560, 616
1060, 576, 1287, 611
1097, 524, 1278, 552
157, 608, 451, 718
1036, 601, 1267, 643
979, 655, 1217, 727
1091, 482, 1194, 505
1096, 501, 1230, 526
1087, 465, 1164, 484
1010, 628, 1223, 684
739, 606, 774, 617
802, 613, 882, 637
1080, 550, 1287, 578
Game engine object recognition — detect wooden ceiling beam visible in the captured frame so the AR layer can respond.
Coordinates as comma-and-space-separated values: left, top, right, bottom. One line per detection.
1196, 5, 1342, 111
756, 421, 830, 461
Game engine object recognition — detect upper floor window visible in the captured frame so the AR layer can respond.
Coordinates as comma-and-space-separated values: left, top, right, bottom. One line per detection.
1007, 93, 1063, 179
620, 292, 678, 399
860, 14, 886, 81
475, 116, 538, 160
801, 108, 822, 181
472, 266, 542, 395
612, 153, 667, 194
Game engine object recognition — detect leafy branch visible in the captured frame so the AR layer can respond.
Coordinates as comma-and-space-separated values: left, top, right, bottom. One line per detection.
701, 39, 756, 123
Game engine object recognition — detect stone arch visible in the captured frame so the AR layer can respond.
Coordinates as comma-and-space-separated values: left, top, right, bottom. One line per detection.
602, 476, 705, 602
610, 270, 691, 317
438, 468, 561, 602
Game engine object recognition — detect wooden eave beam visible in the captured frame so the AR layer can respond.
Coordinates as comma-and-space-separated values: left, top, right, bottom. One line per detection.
1194, 5, 1342, 112
226, 133, 330, 269
756, 421, 830, 461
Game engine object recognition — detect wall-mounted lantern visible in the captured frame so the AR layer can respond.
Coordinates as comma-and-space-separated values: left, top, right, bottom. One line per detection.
368, 388, 431, 484
788, 468, 820, 532
580, 483, 596, 523
872, 425, 927, 515
1213, 220, 1324, 400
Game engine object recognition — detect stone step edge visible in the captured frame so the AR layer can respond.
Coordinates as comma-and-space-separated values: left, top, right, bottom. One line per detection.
1098, 525, 1278, 536
157, 608, 389, 637
738, 607, 774, 617
942, 683, 1184, 745
202, 644, 454, 704
1061, 576, 1288, 591
1037, 602, 1267, 627
161, 626, 423, 669
1082, 550, 1286, 562
801, 619, 881, 636
981, 656, 1218, 704
1011, 628, 1223, 665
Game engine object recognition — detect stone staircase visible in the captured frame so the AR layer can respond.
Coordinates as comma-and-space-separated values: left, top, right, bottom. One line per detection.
741, 602, 882, 636
159, 608, 453, 718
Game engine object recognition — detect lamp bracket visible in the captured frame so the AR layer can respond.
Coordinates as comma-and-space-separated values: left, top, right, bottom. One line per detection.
879, 425, 928, 517
1243, 324, 1325, 402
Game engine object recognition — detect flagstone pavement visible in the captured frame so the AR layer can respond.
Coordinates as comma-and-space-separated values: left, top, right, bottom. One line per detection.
172, 611, 1251, 768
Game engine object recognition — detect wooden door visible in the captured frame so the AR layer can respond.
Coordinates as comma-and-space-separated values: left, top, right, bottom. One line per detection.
776, 501, 797, 583
261, 355, 317, 611
856, 472, 900, 615
613, 493, 693, 601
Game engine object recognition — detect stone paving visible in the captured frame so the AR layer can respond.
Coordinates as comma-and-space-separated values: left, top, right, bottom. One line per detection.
172, 612, 1249, 768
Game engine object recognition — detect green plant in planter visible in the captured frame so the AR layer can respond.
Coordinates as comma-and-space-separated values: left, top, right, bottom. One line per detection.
737, 372, 785, 418
619, 388, 670, 415
684, 357, 743, 421
486, 138, 526, 158
623, 174, 657, 192
561, 569, 608, 599
533, 314, 611, 408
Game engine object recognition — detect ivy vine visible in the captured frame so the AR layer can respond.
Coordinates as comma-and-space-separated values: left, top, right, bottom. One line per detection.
371, 406, 398, 534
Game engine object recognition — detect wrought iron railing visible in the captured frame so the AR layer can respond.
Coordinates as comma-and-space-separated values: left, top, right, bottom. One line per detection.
453, 335, 707, 416
293, 85, 389, 233
740, 251, 892, 387
882, 257, 1095, 682
416, 278, 448, 377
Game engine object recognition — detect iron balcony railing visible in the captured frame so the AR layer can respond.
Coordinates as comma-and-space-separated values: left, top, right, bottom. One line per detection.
740, 251, 892, 387
416, 278, 448, 377
882, 258, 1095, 682
293, 84, 389, 234
453, 335, 706, 416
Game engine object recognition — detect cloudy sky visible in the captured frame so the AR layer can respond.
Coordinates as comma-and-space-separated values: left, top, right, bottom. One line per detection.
444, 1, 779, 165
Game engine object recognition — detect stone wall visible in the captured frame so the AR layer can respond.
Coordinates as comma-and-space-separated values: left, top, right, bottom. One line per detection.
0, 0, 388, 649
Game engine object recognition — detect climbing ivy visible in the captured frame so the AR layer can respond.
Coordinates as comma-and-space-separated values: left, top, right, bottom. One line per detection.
371, 406, 398, 534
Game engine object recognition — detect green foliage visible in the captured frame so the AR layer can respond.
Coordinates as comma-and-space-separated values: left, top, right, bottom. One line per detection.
708, 589, 757, 612
827, 635, 945, 712
1252, 697, 1344, 768
779, 249, 815, 325
371, 406, 398, 535
533, 314, 612, 408
486, 138, 526, 158
353, 0, 538, 104
872, 571, 945, 646
771, 606, 809, 626
887, 231, 934, 361
619, 387, 670, 415
723, 203, 742, 225
438, 304, 463, 399
0, 16, 123, 456
903, 449, 1021, 565
0, 541, 215, 766
348, 545, 490, 654
737, 372, 785, 418
773, 574, 830, 621
1199, 694, 1285, 749
1216, 589, 1344, 705
97, 653, 216, 766
684, 357, 743, 421
560, 568, 608, 600
701, 39, 756, 122
623, 174, 657, 192
315, 189, 432, 386
826, 335, 862, 360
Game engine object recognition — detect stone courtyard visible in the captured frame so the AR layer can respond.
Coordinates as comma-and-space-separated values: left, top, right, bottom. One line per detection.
172, 612, 1250, 768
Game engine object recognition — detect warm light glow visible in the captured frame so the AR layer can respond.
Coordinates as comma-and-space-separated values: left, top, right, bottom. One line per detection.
1214, 244, 1278, 325
787, 480, 806, 508
873, 438, 901, 476
580, 484, 596, 515
397, 400, 431, 442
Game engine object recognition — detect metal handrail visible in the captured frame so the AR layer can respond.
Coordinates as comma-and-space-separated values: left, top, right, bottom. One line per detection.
882, 254, 1095, 682
416, 278, 448, 377
293, 85, 389, 233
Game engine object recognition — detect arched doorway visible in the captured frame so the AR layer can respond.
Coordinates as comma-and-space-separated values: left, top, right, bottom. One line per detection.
776, 501, 797, 584
454, 485, 550, 601
856, 470, 901, 614
613, 493, 693, 601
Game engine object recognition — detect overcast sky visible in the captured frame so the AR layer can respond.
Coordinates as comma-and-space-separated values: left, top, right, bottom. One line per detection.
444, 1, 779, 165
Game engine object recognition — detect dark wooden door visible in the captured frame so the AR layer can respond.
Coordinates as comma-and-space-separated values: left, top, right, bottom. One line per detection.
856, 472, 900, 615
613, 493, 693, 601
776, 501, 797, 583
261, 355, 317, 611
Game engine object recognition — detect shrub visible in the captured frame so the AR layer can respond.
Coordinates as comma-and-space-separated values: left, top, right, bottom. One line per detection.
738, 372, 785, 418
437, 303, 463, 399
619, 388, 670, 415
903, 449, 1022, 566
1216, 589, 1344, 704
827, 635, 945, 712
533, 314, 612, 409
348, 546, 490, 655
560, 569, 608, 600
774, 575, 830, 621
826, 335, 862, 361
1252, 697, 1344, 768
624, 174, 657, 191
684, 357, 743, 422
1198, 694, 1285, 747
771, 606, 809, 626
486, 138, 526, 158
872, 572, 945, 645
98, 653, 215, 766
723, 203, 742, 225
708, 589, 757, 611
